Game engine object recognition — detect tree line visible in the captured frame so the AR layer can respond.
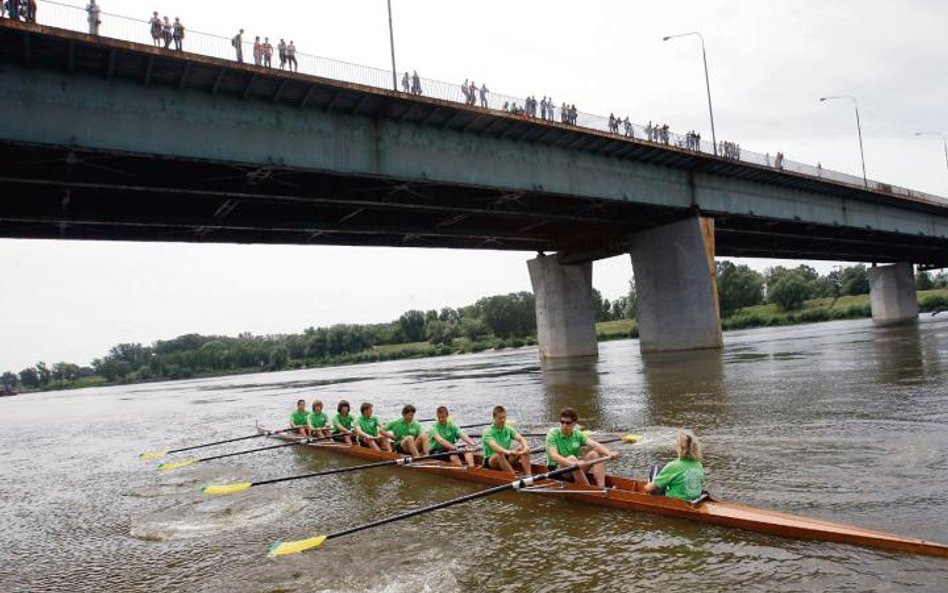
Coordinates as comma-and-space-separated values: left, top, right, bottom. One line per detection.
3, 265, 945, 394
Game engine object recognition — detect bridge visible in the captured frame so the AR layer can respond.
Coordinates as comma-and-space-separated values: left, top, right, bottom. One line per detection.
2, 17, 947, 357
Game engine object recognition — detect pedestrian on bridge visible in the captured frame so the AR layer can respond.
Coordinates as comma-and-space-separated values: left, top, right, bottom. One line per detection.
286, 40, 297, 72
25, 0, 36, 23
411, 70, 422, 95
401, 71, 410, 93
161, 16, 172, 49
172, 17, 184, 51
252, 36, 262, 66
278, 39, 287, 69
231, 29, 244, 63
262, 37, 273, 68
5, 0, 17, 20
148, 12, 161, 46
86, 1, 100, 35
479, 83, 489, 108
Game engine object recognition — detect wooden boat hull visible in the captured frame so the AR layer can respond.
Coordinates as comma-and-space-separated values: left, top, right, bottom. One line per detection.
263, 429, 948, 558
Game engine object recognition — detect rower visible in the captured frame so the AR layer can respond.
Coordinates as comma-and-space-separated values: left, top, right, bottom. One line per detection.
290, 399, 310, 436
308, 399, 330, 439
331, 400, 357, 445
481, 405, 531, 476
643, 429, 704, 501
383, 404, 428, 456
545, 407, 617, 488
354, 402, 391, 452
428, 405, 477, 467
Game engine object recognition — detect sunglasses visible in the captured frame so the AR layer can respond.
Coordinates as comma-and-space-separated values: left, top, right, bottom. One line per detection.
559, 419, 575, 425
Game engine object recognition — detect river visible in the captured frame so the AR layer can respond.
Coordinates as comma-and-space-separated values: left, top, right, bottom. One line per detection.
2, 317, 947, 592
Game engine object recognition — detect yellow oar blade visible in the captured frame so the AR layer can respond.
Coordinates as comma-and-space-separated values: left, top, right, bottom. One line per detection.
139, 450, 167, 460
622, 434, 642, 444
203, 482, 252, 496
506, 418, 516, 425
158, 458, 198, 471
268, 535, 327, 556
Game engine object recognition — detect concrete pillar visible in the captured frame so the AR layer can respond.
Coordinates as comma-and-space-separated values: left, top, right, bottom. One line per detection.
869, 262, 918, 324
527, 255, 598, 359
630, 216, 723, 353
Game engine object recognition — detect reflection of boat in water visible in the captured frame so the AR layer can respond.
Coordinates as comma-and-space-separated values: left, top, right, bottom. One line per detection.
261, 428, 948, 558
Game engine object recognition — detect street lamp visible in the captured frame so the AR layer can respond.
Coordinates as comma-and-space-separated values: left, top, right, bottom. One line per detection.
387, 0, 397, 91
662, 32, 718, 155
914, 132, 948, 172
820, 95, 868, 189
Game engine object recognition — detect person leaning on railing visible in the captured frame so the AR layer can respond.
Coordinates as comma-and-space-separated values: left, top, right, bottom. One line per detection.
86, 1, 100, 35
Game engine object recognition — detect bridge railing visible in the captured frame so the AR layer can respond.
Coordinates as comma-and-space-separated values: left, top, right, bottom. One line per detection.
16, 1, 947, 206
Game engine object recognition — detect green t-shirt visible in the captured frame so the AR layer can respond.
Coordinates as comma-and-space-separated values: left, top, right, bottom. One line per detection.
654, 458, 704, 501
332, 412, 354, 433
290, 410, 309, 427
428, 420, 461, 450
384, 418, 422, 440
355, 415, 380, 437
545, 427, 588, 467
482, 424, 517, 458
308, 411, 329, 429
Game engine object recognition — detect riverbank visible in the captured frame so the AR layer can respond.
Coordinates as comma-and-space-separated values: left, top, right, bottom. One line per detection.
15, 288, 948, 394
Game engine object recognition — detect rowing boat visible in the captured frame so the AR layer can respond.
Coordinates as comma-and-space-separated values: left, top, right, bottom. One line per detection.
258, 427, 948, 558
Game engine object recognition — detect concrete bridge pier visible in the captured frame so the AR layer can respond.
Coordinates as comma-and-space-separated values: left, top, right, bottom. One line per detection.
869, 262, 919, 324
528, 254, 599, 359
630, 217, 723, 353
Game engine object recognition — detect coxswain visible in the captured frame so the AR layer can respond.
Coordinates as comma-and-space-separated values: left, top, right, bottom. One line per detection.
383, 404, 428, 456
643, 429, 704, 501
428, 405, 476, 467
289, 399, 310, 436
354, 402, 391, 452
331, 400, 357, 445
308, 399, 330, 439
482, 405, 531, 475
545, 407, 617, 488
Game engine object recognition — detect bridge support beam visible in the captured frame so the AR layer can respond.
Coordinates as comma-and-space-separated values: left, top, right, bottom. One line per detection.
630, 216, 723, 353
528, 254, 598, 359
869, 262, 918, 324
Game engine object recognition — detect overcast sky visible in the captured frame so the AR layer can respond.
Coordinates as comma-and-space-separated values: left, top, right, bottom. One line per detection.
2, 0, 947, 371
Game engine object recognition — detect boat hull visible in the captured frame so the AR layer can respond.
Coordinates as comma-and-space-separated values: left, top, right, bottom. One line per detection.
263, 429, 948, 558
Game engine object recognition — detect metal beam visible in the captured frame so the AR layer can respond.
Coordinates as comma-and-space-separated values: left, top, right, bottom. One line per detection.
178, 62, 191, 89
210, 68, 224, 95
105, 48, 116, 80
143, 56, 154, 85
242, 74, 257, 100
299, 84, 315, 108
66, 40, 75, 74
22, 32, 30, 67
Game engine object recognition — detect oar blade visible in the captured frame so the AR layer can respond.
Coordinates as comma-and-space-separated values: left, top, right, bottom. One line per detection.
203, 482, 252, 496
139, 450, 167, 460
158, 458, 198, 471
268, 535, 327, 556
622, 434, 642, 444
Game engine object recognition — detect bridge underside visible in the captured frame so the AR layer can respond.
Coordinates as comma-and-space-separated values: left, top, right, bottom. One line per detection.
2, 141, 946, 266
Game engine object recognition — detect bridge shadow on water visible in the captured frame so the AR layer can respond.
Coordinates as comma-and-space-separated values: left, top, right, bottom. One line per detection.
639, 349, 727, 430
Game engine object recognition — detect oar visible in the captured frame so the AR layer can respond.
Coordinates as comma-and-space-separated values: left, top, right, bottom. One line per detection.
203, 445, 485, 495
416, 419, 515, 427
268, 453, 616, 556
157, 433, 339, 471
139, 426, 306, 460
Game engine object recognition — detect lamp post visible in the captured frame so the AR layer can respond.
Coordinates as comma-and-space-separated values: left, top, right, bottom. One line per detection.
387, 0, 397, 91
914, 132, 948, 172
820, 95, 868, 189
662, 32, 718, 155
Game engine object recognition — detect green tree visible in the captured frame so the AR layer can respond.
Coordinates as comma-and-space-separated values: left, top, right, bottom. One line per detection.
625, 280, 638, 320
716, 261, 764, 316
770, 274, 809, 311
1, 372, 18, 394
916, 271, 934, 290
398, 310, 427, 342
426, 320, 459, 345
840, 265, 870, 295
35, 362, 52, 386
472, 292, 536, 338
18, 367, 39, 389
459, 317, 490, 341
269, 345, 289, 370
591, 288, 612, 321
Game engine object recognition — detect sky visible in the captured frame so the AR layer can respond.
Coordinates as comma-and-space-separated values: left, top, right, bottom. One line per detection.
2, 0, 947, 371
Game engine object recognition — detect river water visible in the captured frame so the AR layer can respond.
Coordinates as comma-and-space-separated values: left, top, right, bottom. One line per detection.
2, 317, 947, 593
